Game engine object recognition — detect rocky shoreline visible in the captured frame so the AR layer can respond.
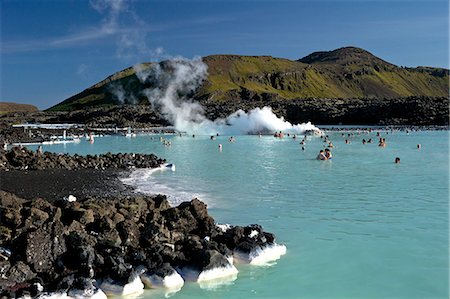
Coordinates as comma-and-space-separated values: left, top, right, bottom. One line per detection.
201, 96, 450, 126
0, 121, 176, 147
0, 147, 165, 171
0, 149, 286, 298
1, 96, 448, 145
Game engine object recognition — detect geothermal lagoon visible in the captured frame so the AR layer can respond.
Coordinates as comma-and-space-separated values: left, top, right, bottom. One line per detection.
25, 128, 449, 299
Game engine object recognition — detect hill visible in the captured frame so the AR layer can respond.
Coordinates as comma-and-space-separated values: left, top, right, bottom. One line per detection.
45, 47, 449, 125
0, 102, 39, 114
48, 46, 449, 113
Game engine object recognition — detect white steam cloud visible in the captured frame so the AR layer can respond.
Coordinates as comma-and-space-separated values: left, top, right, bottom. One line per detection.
108, 83, 138, 104
135, 58, 319, 135
90, 0, 318, 135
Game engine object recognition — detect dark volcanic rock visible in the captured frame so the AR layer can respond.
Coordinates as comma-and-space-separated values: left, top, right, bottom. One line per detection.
0, 151, 281, 298
0, 147, 165, 171
0, 190, 282, 298
201, 96, 450, 126
24, 221, 67, 274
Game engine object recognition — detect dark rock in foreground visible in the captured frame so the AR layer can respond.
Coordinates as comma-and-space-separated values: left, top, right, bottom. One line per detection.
0, 149, 285, 297
0, 191, 284, 297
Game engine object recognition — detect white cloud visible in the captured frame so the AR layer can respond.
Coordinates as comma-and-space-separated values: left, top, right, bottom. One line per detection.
1, 1, 233, 57
76, 64, 89, 78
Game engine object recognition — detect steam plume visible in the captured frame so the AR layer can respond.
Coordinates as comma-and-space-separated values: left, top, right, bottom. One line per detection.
135, 58, 318, 135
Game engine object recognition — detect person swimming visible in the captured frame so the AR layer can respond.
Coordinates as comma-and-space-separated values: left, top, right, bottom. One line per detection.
395, 157, 400, 164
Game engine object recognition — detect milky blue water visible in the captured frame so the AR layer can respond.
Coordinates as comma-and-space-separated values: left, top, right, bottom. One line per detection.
27, 130, 449, 299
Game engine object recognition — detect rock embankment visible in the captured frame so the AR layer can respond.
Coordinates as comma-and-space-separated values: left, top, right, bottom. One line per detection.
0, 147, 165, 171
202, 96, 450, 126
0, 149, 286, 297
0, 191, 283, 298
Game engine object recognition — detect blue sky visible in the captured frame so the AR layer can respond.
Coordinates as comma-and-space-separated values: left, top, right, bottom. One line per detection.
1, 0, 448, 109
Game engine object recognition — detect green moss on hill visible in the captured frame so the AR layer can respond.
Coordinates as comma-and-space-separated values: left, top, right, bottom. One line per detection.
47, 47, 449, 112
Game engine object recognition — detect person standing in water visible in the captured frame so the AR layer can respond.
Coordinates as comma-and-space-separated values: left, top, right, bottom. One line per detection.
317, 150, 327, 160
325, 148, 332, 159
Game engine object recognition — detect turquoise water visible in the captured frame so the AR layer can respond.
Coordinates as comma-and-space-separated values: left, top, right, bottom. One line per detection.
28, 130, 449, 298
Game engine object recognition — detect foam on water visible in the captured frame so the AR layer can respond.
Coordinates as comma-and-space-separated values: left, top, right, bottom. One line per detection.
99, 276, 144, 297
197, 264, 239, 282
121, 166, 203, 206
163, 272, 185, 290
216, 223, 231, 232
180, 263, 238, 290
67, 289, 108, 299
234, 244, 287, 266
140, 270, 184, 290
197, 269, 238, 290
249, 230, 259, 238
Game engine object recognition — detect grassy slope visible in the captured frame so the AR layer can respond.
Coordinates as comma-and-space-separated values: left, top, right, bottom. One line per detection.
47, 47, 449, 111
198, 48, 448, 101
0, 102, 39, 114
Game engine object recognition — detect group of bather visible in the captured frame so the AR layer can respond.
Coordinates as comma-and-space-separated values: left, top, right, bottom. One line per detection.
194, 128, 413, 164
316, 148, 333, 160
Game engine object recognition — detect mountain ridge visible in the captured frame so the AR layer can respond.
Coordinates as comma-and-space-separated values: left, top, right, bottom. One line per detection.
48, 46, 449, 112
